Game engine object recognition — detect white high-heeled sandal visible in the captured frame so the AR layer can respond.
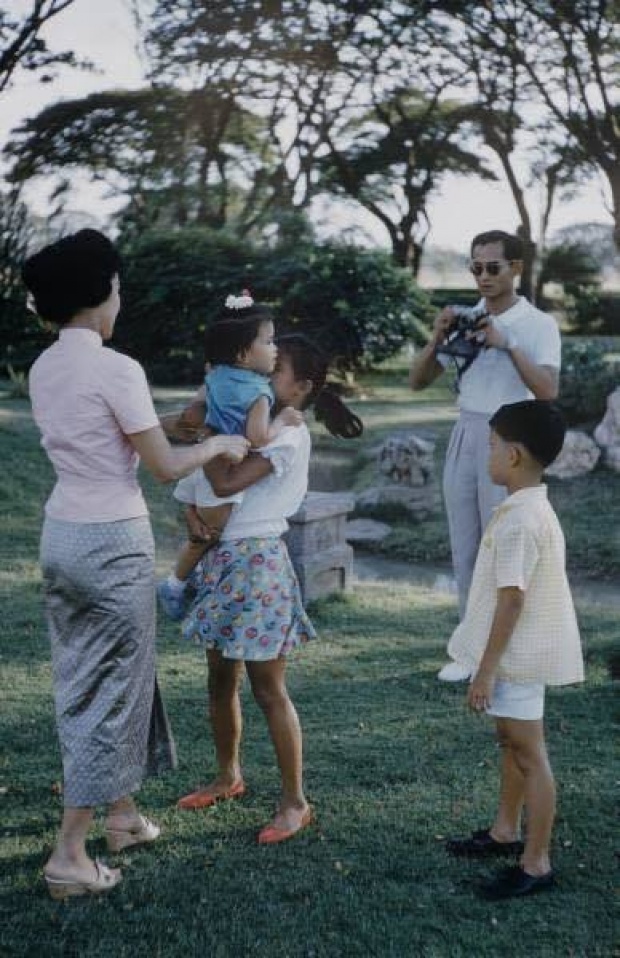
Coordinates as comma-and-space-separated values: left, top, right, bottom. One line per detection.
105, 815, 161, 853
45, 859, 122, 900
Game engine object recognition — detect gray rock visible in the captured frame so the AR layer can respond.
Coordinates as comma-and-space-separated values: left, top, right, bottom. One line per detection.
594, 386, 620, 472
354, 430, 440, 520
545, 429, 600, 479
377, 432, 436, 487
356, 483, 439, 519
346, 518, 392, 545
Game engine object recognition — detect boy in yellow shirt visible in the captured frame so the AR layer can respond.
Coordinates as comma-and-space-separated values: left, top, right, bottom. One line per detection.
446, 400, 584, 899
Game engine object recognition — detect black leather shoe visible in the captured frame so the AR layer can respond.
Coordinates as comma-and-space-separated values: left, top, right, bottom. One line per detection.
446, 828, 524, 858
478, 865, 555, 900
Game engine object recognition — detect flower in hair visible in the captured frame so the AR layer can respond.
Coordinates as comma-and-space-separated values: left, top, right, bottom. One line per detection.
225, 290, 253, 310
26, 292, 37, 314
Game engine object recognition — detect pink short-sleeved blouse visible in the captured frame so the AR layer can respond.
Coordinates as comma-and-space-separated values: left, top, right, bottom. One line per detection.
29, 327, 160, 522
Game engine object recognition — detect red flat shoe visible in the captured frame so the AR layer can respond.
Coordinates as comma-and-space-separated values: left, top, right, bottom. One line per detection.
258, 807, 313, 845
177, 780, 246, 810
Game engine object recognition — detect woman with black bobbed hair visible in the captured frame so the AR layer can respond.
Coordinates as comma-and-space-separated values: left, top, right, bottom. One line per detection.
24, 229, 248, 899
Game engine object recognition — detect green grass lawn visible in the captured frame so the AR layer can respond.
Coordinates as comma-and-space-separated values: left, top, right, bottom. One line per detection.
0, 388, 618, 957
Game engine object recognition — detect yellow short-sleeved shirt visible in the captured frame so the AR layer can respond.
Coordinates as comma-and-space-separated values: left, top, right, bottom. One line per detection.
448, 485, 584, 686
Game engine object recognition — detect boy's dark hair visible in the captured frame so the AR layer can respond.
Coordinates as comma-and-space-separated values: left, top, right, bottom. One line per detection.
204, 302, 274, 366
489, 400, 566, 468
22, 229, 121, 325
276, 333, 363, 440
470, 230, 523, 262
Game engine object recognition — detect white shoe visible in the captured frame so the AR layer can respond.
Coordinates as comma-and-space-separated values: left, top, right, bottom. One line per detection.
437, 660, 471, 682
106, 815, 161, 853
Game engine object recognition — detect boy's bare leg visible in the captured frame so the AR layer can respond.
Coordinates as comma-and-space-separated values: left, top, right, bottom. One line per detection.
496, 718, 555, 876
490, 727, 525, 842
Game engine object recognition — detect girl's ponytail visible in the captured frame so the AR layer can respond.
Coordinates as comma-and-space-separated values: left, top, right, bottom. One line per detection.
313, 384, 363, 439
276, 333, 363, 440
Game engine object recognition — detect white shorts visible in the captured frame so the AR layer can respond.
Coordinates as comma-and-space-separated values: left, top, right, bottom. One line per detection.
485, 679, 545, 721
173, 468, 243, 509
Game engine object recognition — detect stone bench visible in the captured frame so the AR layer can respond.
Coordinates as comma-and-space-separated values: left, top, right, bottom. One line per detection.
285, 491, 355, 603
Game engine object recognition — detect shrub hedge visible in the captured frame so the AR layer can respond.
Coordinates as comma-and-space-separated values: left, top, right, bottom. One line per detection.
556, 339, 620, 426
114, 228, 432, 383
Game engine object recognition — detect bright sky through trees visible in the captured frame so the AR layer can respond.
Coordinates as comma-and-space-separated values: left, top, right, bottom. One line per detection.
2, 0, 613, 253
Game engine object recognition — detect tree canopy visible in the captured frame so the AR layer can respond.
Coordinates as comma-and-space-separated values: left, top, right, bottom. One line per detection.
2, 0, 618, 312
0, 0, 88, 95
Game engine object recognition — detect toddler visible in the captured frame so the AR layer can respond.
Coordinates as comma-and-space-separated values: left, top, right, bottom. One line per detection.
158, 292, 300, 619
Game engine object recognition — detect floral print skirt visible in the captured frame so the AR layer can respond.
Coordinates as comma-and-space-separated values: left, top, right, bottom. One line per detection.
182, 537, 317, 661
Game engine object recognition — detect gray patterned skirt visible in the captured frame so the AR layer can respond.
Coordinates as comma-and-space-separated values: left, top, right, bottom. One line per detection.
40, 516, 177, 807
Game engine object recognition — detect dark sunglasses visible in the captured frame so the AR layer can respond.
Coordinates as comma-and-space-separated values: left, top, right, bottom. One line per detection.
470, 260, 515, 277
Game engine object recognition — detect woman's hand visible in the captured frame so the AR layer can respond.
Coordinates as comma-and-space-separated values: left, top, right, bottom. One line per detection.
201, 435, 249, 464
129, 427, 247, 484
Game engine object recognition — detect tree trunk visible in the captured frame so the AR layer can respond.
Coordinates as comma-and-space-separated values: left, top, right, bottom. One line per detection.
516, 227, 536, 302
484, 129, 537, 300
608, 167, 620, 253
392, 233, 423, 277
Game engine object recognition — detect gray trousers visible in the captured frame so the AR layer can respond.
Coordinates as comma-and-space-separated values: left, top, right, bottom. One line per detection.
443, 410, 506, 618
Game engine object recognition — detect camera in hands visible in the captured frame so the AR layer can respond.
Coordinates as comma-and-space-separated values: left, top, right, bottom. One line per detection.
435, 302, 489, 374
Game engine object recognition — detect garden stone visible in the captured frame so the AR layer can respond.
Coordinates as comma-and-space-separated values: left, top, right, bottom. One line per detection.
378, 432, 436, 485
594, 386, 620, 472
357, 431, 440, 519
356, 483, 439, 517
285, 491, 355, 602
346, 518, 392, 546
545, 429, 600, 479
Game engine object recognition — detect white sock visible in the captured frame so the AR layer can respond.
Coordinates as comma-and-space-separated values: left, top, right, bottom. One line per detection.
166, 573, 186, 594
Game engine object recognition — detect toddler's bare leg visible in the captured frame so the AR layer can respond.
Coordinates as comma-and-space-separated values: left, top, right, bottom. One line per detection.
194, 503, 233, 542
174, 538, 210, 581
174, 504, 232, 580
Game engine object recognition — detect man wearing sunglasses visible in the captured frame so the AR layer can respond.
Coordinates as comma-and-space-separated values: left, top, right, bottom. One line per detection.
409, 230, 561, 681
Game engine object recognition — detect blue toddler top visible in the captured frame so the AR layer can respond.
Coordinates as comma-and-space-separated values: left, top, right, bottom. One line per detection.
205, 365, 274, 435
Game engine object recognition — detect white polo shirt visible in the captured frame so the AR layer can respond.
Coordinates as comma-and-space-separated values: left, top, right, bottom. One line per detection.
442, 297, 561, 415
448, 485, 584, 686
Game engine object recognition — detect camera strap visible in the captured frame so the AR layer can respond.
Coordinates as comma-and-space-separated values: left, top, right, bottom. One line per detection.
448, 349, 482, 391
